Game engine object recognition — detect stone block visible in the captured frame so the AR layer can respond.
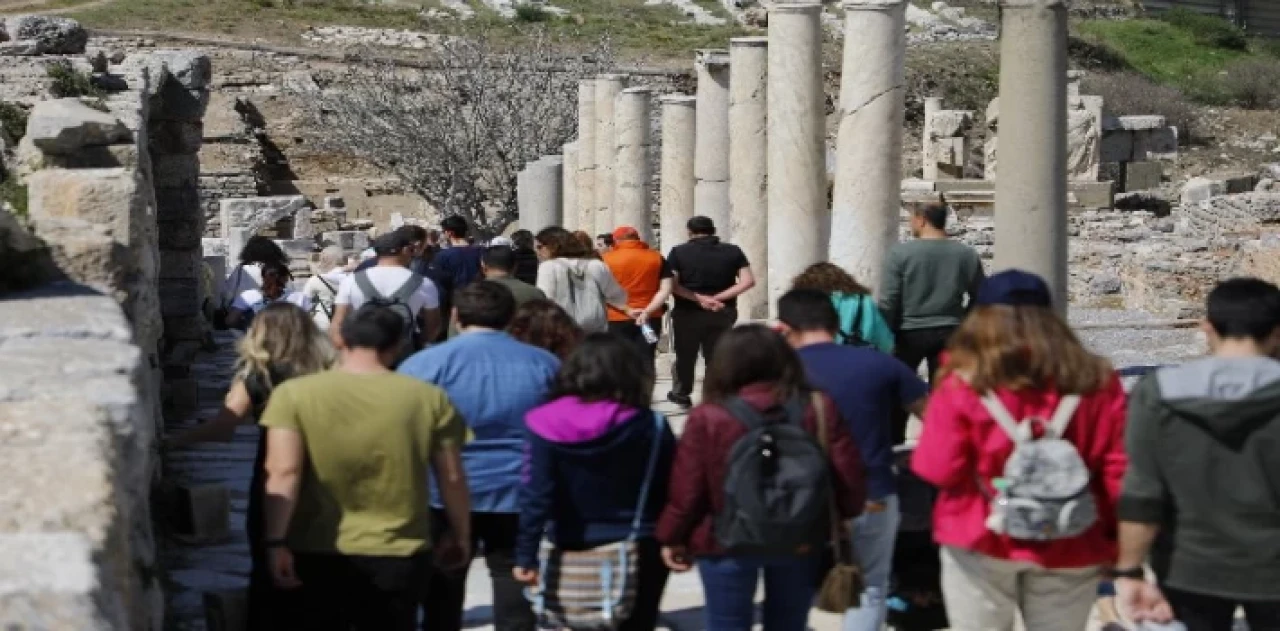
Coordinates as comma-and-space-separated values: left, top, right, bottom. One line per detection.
30, 219, 130, 293
162, 315, 207, 342
173, 485, 231, 542
159, 248, 201, 280
1133, 127, 1178, 160
1071, 181, 1115, 209
2, 16, 88, 54
320, 230, 369, 252
158, 218, 203, 250
1100, 129, 1133, 163
1181, 177, 1226, 206
159, 278, 200, 317
1122, 161, 1163, 192
0, 533, 123, 629
152, 154, 200, 188
149, 86, 210, 122
274, 238, 316, 259
202, 238, 228, 259
25, 98, 131, 155
155, 186, 202, 220
36, 144, 141, 170
220, 196, 307, 237
204, 589, 249, 631
26, 167, 144, 241
148, 119, 203, 155
1107, 115, 1166, 131
293, 207, 315, 239
1225, 174, 1258, 195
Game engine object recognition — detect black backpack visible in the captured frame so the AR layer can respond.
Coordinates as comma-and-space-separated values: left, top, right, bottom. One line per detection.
715, 395, 833, 555
353, 270, 424, 364
840, 300, 872, 348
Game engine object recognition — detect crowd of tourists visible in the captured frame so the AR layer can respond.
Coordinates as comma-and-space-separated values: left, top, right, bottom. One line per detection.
179, 203, 1280, 631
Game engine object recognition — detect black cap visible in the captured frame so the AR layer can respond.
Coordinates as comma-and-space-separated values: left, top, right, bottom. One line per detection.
372, 228, 417, 256
687, 216, 716, 235
975, 269, 1053, 308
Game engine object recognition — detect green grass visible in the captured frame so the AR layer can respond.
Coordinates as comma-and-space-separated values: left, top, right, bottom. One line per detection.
1075, 19, 1249, 89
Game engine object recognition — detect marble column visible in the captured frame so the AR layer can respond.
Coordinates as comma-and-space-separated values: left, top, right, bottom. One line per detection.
594, 74, 628, 236
694, 49, 732, 235
767, 2, 827, 315
659, 94, 698, 257
517, 156, 563, 234
562, 142, 579, 230
994, 0, 1070, 312
576, 82, 597, 233
830, 0, 907, 296
922, 96, 943, 181
729, 37, 769, 321
613, 87, 654, 244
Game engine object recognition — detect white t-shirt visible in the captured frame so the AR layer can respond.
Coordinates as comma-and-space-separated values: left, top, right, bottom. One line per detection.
231, 288, 311, 314
221, 263, 263, 306
303, 270, 349, 331
335, 265, 440, 314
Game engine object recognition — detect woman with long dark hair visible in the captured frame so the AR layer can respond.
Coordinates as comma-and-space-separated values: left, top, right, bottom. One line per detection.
910, 270, 1126, 631
226, 260, 310, 330
655, 325, 866, 630
513, 333, 676, 630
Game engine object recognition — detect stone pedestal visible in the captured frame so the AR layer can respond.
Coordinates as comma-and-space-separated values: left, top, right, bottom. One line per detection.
694, 50, 732, 234
729, 37, 769, 321
562, 142, 580, 231
922, 96, 943, 181
660, 95, 698, 256
576, 82, 597, 234
831, 0, 907, 295
613, 87, 654, 243
993, 0, 1070, 312
767, 2, 828, 314
594, 74, 627, 236
517, 156, 563, 234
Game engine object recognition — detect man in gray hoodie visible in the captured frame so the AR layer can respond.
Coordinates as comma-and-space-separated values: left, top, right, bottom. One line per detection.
1116, 277, 1280, 631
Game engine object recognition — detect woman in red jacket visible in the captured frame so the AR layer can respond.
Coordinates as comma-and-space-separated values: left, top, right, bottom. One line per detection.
910, 270, 1128, 631
655, 324, 866, 631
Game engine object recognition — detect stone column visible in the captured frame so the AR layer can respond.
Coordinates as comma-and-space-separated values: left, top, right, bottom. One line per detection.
994, 0, 1070, 312
517, 157, 563, 234
729, 37, 769, 321
767, 2, 827, 314
659, 95, 698, 257
594, 74, 627, 236
576, 82, 597, 234
562, 142, 579, 231
613, 87, 654, 243
694, 49, 732, 235
830, 0, 907, 296
922, 96, 943, 181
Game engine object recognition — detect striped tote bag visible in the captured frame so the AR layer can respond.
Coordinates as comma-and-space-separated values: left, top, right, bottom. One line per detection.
530, 412, 665, 630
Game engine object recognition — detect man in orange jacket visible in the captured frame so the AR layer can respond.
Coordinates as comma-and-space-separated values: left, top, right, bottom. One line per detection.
601, 226, 673, 368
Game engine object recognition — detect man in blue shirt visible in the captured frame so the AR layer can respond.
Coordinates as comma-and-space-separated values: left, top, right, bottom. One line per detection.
777, 288, 929, 631
426, 216, 484, 341
399, 280, 560, 631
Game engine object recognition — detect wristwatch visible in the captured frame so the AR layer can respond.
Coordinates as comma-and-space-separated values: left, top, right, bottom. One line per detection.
1111, 566, 1145, 580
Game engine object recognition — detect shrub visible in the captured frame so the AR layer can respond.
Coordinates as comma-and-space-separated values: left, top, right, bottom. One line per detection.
904, 42, 1000, 125
1159, 8, 1248, 51
1209, 57, 1280, 109
0, 101, 28, 142
46, 62, 107, 100
1081, 71, 1198, 143
0, 178, 29, 218
514, 4, 550, 22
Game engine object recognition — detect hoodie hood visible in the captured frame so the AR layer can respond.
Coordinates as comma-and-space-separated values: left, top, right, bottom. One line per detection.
1156, 356, 1280, 438
554, 257, 594, 277
526, 396, 644, 452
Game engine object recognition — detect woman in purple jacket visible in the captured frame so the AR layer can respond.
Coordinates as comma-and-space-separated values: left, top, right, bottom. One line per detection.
513, 333, 677, 630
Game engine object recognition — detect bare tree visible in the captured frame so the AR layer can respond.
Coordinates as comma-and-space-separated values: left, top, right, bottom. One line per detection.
304, 32, 612, 238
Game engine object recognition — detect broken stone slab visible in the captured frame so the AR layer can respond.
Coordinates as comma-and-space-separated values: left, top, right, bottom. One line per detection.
0, 532, 124, 628
117, 49, 212, 92
0, 40, 42, 56
1122, 161, 1162, 192
1103, 114, 1166, 131
320, 230, 369, 253
219, 196, 307, 238
25, 99, 132, 155
2, 16, 88, 55
1180, 177, 1226, 206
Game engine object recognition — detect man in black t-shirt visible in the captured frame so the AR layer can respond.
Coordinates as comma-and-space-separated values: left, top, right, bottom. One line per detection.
665, 216, 756, 407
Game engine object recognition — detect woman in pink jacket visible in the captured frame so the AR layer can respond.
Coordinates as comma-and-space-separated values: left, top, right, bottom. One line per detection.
911, 270, 1128, 631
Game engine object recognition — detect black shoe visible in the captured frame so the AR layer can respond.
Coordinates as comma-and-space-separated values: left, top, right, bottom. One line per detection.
666, 391, 693, 408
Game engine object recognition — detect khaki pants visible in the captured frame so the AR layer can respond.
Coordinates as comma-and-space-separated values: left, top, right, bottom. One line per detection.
940, 546, 1101, 631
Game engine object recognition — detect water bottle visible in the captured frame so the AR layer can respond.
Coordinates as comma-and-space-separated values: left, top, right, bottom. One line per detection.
640, 322, 659, 345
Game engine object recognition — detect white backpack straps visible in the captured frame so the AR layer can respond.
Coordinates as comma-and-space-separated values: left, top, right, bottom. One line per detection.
978, 393, 1025, 443
1046, 394, 1082, 438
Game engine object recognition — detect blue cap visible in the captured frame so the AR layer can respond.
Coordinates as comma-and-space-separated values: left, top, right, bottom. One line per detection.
975, 269, 1053, 307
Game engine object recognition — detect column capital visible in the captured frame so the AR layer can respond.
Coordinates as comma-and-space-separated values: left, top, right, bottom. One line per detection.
998, 0, 1066, 7
842, 0, 906, 10
729, 36, 769, 47
659, 94, 698, 106
695, 49, 731, 68
768, 1, 823, 14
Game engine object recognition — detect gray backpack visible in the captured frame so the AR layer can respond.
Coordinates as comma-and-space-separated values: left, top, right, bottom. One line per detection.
353, 270, 424, 364
979, 393, 1098, 541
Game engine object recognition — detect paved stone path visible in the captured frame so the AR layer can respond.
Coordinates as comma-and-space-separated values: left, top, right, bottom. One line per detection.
162, 313, 1204, 629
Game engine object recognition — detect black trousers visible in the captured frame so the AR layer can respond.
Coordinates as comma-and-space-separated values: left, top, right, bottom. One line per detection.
891, 326, 956, 445
290, 552, 431, 631
1165, 585, 1280, 631
422, 511, 535, 631
608, 318, 662, 369
671, 307, 737, 397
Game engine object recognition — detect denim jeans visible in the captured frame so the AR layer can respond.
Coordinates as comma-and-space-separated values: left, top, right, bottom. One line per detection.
697, 554, 818, 631
842, 495, 901, 631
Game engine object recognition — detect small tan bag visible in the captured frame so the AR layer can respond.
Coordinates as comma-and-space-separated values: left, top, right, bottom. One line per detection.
812, 392, 865, 614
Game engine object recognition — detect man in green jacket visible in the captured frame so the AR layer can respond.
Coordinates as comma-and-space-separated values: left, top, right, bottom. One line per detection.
1116, 277, 1280, 631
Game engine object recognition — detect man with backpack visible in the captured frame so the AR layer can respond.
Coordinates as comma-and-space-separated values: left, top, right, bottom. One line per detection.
330, 230, 442, 363
398, 281, 560, 631
1117, 277, 1280, 631
777, 288, 929, 631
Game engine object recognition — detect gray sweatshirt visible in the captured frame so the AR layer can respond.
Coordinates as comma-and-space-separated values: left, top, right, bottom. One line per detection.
535, 257, 627, 333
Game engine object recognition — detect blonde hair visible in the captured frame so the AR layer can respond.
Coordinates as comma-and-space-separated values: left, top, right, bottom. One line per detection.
235, 302, 334, 387
315, 245, 345, 274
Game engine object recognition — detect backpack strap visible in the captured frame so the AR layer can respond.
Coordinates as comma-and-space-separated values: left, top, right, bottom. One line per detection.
353, 270, 383, 301
627, 411, 667, 541
840, 298, 864, 344
390, 273, 425, 304
1046, 394, 1082, 439
722, 396, 768, 430
978, 393, 1027, 443
316, 276, 337, 320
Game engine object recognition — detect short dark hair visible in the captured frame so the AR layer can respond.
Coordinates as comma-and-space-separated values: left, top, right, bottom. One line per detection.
911, 202, 948, 230
778, 288, 840, 334
552, 333, 653, 409
341, 304, 406, 353
373, 229, 417, 256
687, 216, 716, 236
702, 324, 809, 404
455, 280, 516, 329
1206, 277, 1280, 342
239, 236, 289, 267
596, 233, 615, 247
401, 225, 428, 243
511, 229, 535, 250
482, 245, 516, 272
441, 215, 469, 238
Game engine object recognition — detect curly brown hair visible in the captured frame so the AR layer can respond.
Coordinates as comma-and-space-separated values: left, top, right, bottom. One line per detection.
791, 262, 871, 296
535, 227, 592, 259
508, 299, 586, 360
